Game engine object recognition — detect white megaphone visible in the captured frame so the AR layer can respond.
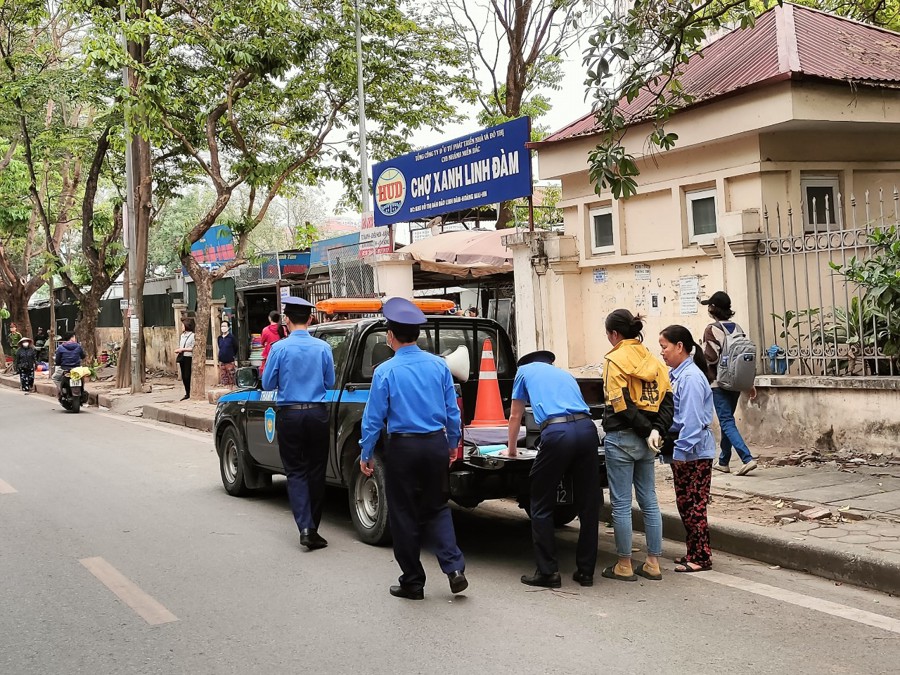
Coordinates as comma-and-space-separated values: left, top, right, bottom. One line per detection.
443, 345, 470, 383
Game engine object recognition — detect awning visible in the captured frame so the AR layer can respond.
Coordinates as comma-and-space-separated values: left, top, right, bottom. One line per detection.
400, 229, 515, 278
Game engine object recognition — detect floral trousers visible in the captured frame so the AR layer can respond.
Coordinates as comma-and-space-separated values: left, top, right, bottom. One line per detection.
218, 362, 236, 387
19, 369, 35, 391
671, 459, 713, 567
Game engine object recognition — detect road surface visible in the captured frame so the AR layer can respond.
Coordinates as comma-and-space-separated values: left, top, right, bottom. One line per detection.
2, 387, 899, 674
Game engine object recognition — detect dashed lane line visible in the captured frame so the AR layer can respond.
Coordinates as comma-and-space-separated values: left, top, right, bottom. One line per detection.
79, 557, 178, 626
0, 477, 17, 494
692, 569, 900, 636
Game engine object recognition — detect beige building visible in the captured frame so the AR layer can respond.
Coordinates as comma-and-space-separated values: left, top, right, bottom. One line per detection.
509, 4, 900, 453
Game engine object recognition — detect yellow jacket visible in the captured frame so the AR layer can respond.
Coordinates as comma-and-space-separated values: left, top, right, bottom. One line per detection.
603, 339, 674, 436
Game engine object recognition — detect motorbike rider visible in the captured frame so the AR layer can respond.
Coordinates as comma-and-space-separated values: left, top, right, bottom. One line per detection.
53, 332, 86, 391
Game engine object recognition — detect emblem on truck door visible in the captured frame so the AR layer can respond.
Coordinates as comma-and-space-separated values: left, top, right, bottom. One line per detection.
265, 408, 276, 444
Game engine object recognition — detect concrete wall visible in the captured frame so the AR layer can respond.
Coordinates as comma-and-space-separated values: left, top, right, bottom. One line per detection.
743, 377, 900, 456
95, 326, 178, 374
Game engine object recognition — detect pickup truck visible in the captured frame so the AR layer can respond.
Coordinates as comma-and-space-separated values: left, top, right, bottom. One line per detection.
213, 315, 607, 545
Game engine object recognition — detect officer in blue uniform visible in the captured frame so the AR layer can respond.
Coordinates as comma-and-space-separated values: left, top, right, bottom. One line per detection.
262, 296, 335, 551
505, 350, 601, 588
359, 297, 468, 600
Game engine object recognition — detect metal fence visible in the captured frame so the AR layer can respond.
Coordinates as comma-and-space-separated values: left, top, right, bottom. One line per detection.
756, 189, 899, 377
327, 243, 376, 298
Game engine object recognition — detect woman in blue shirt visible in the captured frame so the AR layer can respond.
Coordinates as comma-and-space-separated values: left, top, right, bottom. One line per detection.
659, 325, 716, 573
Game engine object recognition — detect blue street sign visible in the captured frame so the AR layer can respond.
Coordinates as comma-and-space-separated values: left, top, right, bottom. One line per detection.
371, 117, 533, 227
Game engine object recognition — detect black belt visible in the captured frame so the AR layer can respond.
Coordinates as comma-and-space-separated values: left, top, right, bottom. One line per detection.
282, 403, 326, 410
540, 413, 591, 432
389, 430, 444, 439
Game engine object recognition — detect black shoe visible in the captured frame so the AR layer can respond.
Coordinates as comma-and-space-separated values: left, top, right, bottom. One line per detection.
180, 395, 189, 401
299, 529, 328, 550
572, 570, 594, 587
448, 570, 468, 594
520, 571, 561, 588
390, 585, 424, 600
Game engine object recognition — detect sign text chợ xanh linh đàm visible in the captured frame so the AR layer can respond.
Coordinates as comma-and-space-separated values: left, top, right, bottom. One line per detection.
371, 117, 533, 227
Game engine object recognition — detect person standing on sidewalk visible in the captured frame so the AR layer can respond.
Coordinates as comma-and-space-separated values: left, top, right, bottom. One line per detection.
700, 291, 757, 476
263, 296, 334, 551
504, 350, 601, 589
259, 311, 286, 375
659, 325, 716, 573
216, 320, 239, 387
359, 297, 467, 600
601, 309, 674, 582
175, 317, 195, 401
15, 337, 38, 393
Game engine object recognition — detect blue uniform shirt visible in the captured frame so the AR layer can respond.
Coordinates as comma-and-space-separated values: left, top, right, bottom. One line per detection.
668, 358, 716, 461
360, 345, 461, 461
261, 329, 335, 405
511, 362, 589, 426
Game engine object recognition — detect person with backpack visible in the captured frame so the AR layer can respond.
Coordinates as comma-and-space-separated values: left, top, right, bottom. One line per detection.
700, 291, 758, 476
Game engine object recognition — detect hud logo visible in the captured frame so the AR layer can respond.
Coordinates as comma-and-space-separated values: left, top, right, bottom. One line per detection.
376, 167, 406, 216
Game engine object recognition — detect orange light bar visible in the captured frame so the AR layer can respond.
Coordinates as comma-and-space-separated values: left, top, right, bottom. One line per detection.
315, 298, 456, 315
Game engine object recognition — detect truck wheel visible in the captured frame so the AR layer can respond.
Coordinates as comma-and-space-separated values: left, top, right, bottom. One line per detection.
349, 455, 391, 546
219, 426, 252, 497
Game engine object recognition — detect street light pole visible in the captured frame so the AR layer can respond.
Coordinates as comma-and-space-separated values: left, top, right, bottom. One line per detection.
355, 0, 369, 210
121, 5, 141, 392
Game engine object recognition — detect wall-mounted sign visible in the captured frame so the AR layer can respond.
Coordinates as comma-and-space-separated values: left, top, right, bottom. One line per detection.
371, 117, 533, 227
593, 268, 608, 284
359, 212, 392, 258
190, 224, 235, 270
309, 232, 360, 267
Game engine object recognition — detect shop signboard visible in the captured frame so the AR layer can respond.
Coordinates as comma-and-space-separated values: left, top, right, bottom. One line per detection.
371, 117, 532, 227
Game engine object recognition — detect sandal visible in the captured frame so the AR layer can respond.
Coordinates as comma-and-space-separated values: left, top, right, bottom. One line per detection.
601, 565, 637, 582
674, 562, 711, 573
673, 556, 688, 565
634, 563, 663, 581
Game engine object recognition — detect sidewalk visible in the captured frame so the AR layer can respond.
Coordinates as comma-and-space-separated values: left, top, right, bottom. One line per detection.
4, 370, 898, 594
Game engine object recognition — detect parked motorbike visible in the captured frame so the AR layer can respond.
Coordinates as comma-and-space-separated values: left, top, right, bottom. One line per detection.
58, 371, 89, 413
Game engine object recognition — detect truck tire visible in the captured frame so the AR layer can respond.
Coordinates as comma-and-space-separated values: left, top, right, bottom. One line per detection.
348, 454, 391, 546
219, 426, 252, 497
523, 489, 605, 527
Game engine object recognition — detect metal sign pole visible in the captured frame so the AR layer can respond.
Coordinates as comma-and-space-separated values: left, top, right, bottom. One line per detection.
121, 5, 140, 392
355, 0, 370, 210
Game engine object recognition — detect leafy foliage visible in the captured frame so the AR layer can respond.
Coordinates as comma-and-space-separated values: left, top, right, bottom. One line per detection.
582, 0, 899, 199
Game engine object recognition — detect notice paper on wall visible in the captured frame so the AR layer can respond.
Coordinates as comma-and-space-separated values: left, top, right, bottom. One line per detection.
649, 292, 661, 317
634, 264, 651, 281
679, 276, 700, 315
593, 268, 608, 284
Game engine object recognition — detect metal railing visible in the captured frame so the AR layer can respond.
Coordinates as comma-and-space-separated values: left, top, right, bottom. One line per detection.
327, 243, 376, 298
756, 189, 898, 377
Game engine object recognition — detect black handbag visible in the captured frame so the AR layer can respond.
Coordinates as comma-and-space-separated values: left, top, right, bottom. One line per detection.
176, 352, 185, 364
660, 430, 678, 458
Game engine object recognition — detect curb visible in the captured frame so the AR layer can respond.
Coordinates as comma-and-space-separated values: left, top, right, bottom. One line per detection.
0, 373, 99, 405
142, 402, 213, 433
621, 505, 900, 596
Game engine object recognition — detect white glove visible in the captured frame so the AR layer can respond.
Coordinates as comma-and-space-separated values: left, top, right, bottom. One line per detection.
647, 429, 662, 454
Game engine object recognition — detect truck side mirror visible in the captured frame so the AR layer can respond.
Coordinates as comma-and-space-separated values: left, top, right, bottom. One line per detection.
235, 366, 260, 390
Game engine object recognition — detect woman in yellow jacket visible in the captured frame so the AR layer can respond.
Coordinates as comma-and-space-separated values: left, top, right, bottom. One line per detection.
602, 309, 674, 582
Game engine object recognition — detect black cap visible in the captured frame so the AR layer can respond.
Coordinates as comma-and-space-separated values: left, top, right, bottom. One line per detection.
700, 291, 731, 309
516, 350, 556, 367
383, 297, 426, 326
282, 296, 314, 309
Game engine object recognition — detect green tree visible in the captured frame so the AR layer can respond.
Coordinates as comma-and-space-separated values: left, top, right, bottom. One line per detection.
436, 0, 600, 228
583, 0, 900, 199
84, 0, 466, 399
1, 1, 126, 359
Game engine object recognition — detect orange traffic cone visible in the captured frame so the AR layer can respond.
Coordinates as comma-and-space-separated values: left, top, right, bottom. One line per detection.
469, 338, 508, 427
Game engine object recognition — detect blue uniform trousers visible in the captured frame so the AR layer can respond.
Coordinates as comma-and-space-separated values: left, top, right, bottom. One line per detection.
275, 406, 329, 532
530, 417, 601, 575
383, 433, 465, 590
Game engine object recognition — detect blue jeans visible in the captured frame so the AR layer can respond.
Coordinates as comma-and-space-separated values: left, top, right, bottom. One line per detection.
604, 429, 663, 558
712, 388, 753, 466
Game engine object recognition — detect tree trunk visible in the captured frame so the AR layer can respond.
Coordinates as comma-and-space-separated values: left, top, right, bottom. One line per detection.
75, 291, 101, 362
190, 270, 212, 401
8, 284, 35, 338
495, 200, 515, 229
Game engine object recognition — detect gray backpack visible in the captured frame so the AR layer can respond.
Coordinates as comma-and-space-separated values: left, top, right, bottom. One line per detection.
716, 322, 757, 391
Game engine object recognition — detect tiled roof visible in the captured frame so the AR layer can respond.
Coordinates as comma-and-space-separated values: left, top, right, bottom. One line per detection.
539, 3, 900, 145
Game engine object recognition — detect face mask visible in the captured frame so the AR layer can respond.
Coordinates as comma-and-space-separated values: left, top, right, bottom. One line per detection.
22, 342, 30, 348
221, 326, 229, 333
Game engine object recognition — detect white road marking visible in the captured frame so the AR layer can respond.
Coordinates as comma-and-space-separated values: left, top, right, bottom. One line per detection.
80, 557, 178, 625
693, 569, 900, 635
0, 477, 18, 494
